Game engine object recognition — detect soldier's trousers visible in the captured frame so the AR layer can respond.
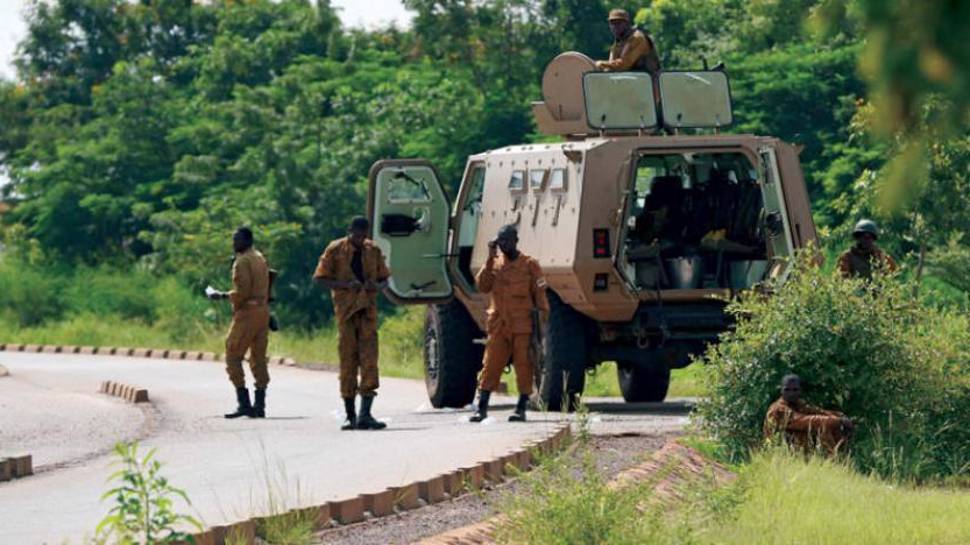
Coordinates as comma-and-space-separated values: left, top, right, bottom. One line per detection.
479, 331, 533, 395
225, 306, 270, 389
338, 310, 380, 398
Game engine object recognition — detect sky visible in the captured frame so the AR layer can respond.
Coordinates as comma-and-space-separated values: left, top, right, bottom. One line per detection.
0, 0, 413, 80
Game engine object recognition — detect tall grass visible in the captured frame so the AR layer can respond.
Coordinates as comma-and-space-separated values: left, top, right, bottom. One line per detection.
497, 441, 970, 545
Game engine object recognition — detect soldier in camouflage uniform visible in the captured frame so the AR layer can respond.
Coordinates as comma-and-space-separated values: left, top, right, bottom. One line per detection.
837, 219, 898, 280
314, 217, 391, 431
764, 374, 854, 455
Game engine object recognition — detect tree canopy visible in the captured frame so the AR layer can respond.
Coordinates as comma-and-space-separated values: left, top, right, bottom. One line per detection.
0, 0, 966, 326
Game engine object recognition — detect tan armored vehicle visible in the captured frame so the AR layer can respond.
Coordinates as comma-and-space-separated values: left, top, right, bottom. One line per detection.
367, 53, 818, 410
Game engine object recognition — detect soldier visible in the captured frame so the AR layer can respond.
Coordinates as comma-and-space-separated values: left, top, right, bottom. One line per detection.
764, 374, 854, 455
595, 9, 662, 75
313, 217, 391, 431
837, 219, 898, 280
206, 227, 272, 419
471, 225, 550, 423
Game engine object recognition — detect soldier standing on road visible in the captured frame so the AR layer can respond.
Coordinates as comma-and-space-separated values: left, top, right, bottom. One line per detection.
595, 9, 662, 75
206, 227, 272, 419
837, 219, 898, 281
764, 374, 854, 455
313, 217, 391, 431
471, 225, 550, 423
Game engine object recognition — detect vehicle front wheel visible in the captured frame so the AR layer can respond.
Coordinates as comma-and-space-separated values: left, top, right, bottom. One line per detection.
424, 300, 483, 408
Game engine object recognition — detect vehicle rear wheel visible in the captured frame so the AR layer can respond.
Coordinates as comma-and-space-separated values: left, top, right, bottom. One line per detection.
539, 291, 590, 412
424, 300, 483, 408
616, 362, 671, 403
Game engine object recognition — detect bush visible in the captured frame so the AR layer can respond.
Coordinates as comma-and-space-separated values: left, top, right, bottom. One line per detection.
695, 251, 970, 482
0, 259, 66, 326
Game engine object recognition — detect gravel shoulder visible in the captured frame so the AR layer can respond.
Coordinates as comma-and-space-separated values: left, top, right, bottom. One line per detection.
314, 432, 676, 545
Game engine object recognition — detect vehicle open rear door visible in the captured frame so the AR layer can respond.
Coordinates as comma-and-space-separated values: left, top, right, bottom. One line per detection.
758, 147, 796, 284
367, 159, 454, 304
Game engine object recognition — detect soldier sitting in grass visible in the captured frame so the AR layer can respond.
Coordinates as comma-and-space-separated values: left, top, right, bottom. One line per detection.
764, 374, 854, 455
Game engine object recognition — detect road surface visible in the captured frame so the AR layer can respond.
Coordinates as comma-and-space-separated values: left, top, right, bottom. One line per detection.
0, 352, 686, 544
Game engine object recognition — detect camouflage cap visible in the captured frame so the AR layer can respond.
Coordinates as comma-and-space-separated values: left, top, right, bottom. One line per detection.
608, 8, 631, 22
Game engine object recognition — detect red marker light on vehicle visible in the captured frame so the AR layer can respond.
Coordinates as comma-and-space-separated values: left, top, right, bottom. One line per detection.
593, 229, 610, 258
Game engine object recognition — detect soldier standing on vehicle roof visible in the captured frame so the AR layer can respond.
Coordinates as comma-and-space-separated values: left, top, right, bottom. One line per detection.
314, 217, 391, 431
837, 219, 898, 281
595, 9, 662, 75
471, 225, 550, 423
206, 227, 272, 419
764, 374, 854, 455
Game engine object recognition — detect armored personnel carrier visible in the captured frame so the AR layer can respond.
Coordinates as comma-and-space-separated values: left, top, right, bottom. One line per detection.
367, 53, 818, 409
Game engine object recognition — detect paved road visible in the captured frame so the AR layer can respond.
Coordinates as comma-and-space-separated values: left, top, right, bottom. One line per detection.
0, 352, 686, 544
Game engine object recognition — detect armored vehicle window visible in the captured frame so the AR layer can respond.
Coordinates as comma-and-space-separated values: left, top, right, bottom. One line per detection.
387, 172, 432, 203
583, 72, 658, 130
549, 168, 568, 191
509, 170, 526, 191
530, 169, 547, 191
659, 71, 733, 129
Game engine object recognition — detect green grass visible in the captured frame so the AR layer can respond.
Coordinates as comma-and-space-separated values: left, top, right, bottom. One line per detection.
709, 453, 970, 545
584, 362, 709, 398
498, 438, 970, 545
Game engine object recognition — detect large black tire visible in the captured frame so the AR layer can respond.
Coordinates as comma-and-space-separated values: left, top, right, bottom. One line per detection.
539, 291, 591, 412
424, 300, 484, 408
617, 362, 671, 403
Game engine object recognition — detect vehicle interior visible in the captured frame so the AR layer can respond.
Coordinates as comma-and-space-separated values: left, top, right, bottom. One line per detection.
621, 151, 769, 291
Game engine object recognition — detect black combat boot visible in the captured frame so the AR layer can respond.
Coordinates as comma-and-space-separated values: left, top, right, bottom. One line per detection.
253, 388, 266, 418
356, 395, 387, 430
225, 387, 254, 419
508, 394, 529, 422
469, 390, 491, 423
341, 397, 357, 431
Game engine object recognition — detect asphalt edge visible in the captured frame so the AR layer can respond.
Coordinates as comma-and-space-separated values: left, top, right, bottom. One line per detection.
0, 342, 571, 545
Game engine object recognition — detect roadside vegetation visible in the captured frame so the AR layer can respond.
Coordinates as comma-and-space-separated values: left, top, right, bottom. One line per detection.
499, 433, 970, 545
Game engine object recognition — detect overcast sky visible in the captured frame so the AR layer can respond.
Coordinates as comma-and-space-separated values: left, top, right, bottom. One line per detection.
0, 0, 413, 80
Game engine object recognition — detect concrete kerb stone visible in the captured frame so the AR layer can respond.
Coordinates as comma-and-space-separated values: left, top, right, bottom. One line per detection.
12, 455, 33, 477
361, 489, 395, 517
270, 356, 285, 366
24, 344, 42, 353
331, 496, 365, 524
443, 469, 466, 497
418, 476, 446, 504
151, 349, 169, 359
42, 345, 59, 354
133, 389, 149, 403
0, 459, 12, 481
7, 343, 25, 352
78, 346, 95, 355
202, 352, 219, 361
483, 459, 504, 484
390, 483, 421, 511
132, 348, 150, 358
459, 465, 485, 491
282, 357, 297, 366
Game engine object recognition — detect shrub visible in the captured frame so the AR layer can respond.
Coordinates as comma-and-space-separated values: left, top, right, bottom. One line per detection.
0, 259, 66, 326
65, 266, 158, 322
95, 442, 201, 544
695, 251, 970, 482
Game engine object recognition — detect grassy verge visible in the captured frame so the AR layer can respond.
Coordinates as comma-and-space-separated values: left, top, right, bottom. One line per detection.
498, 437, 970, 545
0, 304, 708, 396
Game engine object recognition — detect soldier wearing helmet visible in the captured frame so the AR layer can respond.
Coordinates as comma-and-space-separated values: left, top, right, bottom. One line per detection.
837, 219, 898, 280
595, 8, 661, 75
470, 224, 550, 423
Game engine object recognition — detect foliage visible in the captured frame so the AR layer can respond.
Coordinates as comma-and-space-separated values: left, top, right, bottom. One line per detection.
929, 235, 970, 294
696, 252, 970, 481
95, 442, 201, 545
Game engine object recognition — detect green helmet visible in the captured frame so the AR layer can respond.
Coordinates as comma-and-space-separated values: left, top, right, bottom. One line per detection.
852, 219, 879, 239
